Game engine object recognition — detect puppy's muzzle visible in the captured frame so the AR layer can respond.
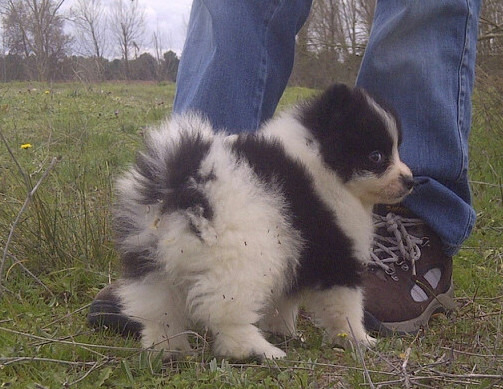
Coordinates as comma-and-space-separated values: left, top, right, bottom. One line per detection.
400, 174, 415, 192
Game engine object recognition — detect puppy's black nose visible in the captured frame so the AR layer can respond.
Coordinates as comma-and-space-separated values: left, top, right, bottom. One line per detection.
401, 175, 415, 190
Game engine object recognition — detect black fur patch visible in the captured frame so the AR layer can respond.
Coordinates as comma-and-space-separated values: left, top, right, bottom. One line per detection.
299, 84, 398, 181
118, 133, 213, 279
232, 134, 362, 292
121, 249, 160, 279
113, 210, 161, 279
136, 133, 214, 219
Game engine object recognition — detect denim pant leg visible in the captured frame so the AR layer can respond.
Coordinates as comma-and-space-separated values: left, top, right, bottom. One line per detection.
357, 0, 481, 256
173, 0, 312, 133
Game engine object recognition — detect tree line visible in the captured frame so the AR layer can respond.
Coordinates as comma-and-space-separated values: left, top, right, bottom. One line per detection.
290, 0, 503, 88
0, 50, 180, 83
1, 0, 502, 85
0, 0, 180, 82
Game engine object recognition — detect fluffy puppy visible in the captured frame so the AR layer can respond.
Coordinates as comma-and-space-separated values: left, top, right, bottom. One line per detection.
113, 84, 413, 360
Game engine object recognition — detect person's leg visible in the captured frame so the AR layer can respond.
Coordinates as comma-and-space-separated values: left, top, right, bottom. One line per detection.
357, 0, 481, 334
173, 0, 312, 132
357, 0, 480, 255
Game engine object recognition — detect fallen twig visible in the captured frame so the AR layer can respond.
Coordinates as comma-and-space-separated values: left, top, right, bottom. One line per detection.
63, 359, 112, 387
428, 370, 503, 381
0, 356, 99, 367
41, 304, 92, 330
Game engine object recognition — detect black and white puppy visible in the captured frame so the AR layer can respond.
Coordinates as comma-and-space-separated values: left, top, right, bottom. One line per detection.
114, 84, 413, 360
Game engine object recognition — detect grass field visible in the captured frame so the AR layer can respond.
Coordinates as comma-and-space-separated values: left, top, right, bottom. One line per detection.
0, 80, 502, 388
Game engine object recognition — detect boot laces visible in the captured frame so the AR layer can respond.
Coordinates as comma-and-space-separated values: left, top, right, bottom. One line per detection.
370, 212, 424, 280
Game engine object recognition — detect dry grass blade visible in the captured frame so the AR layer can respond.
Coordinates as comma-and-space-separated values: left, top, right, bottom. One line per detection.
0, 130, 60, 293
347, 318, 375, 389
4, 253, 55, 297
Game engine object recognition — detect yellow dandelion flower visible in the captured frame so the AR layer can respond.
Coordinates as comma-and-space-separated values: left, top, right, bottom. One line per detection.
21, 143, 33, 149
44, 90, 50, 94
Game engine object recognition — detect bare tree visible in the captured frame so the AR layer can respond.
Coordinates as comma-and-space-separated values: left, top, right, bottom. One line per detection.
1, 0, 71, 81
479, 0, 503, 56
69, 0, 108, 80
1, 24, 6, 81
308, 0, 370, 60
291, 0, 373, 87
357, 0, 375, 39
70, 0, 108, 59
152, 23, 165, 82
110, 0, 145, 80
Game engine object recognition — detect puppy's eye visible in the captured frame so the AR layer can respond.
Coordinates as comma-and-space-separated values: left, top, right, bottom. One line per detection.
368, 151, 383, 164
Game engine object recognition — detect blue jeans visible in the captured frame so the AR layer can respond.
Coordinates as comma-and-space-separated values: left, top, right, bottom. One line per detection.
173, 0, 481, 256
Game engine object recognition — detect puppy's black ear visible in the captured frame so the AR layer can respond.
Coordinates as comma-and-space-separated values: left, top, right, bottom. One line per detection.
320, 83, 354, 109
299, 83, 358, 136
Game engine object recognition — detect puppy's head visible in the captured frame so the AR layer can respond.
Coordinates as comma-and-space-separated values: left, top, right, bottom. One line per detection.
299, 83, 413, 205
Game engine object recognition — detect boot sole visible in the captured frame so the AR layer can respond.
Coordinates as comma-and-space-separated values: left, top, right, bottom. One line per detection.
364, 282, 456, 336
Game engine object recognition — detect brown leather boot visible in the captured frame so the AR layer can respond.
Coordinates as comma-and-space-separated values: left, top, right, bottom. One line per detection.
87, 282, 143, 338
363, 205, 457, 335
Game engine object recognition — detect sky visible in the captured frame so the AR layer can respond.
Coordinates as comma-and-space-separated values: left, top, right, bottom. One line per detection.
60, 0, 193, 55
143, 0, 192, 53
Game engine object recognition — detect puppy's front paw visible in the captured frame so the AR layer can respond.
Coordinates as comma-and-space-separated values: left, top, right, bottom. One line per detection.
257, 344, 287, 360
360, 334, 377, 348
327, 330, 377, 350
213, 325, 287, 361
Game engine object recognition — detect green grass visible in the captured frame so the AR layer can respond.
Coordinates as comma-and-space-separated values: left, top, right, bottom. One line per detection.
0, 80, 502, 388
